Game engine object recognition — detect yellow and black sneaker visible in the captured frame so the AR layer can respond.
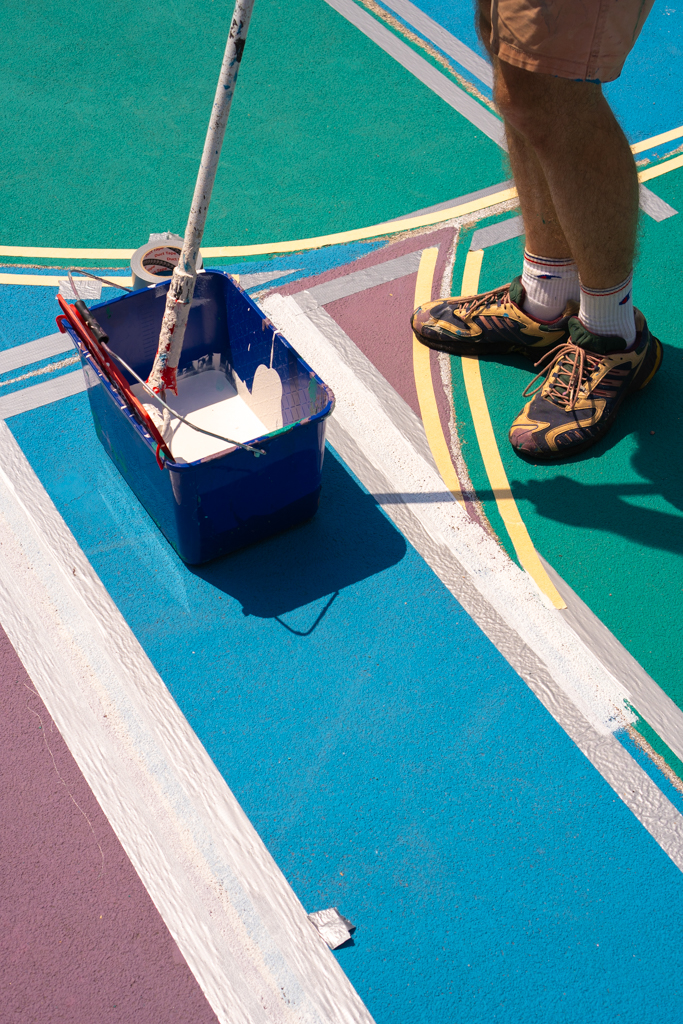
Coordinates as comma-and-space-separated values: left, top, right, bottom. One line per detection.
411, 277, 576, 358
509, 311, 663, 460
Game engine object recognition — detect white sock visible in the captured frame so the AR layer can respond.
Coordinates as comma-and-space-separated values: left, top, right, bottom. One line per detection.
579, 273, 637, 345
521, 251, 580, 321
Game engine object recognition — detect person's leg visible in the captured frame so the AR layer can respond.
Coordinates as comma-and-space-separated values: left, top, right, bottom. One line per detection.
411, 0, 661, 461
476, 0, 572, 261
504, 113, 580, 321
493, 61, 639, 293
494, 48, 661, 459
478, 0, 639, 333
477, 0, 580, 321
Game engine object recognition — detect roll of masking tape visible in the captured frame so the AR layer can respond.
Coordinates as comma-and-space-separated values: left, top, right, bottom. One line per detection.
130, 232, 203, 290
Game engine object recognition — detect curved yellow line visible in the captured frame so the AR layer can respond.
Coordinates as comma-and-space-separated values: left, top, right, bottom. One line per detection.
0, 125, 680, 262
458, 251, 566, 609
0, 274, 132, 288
411, 248, 466, 508
1, 123, 679, 262
0, 189, 519, 261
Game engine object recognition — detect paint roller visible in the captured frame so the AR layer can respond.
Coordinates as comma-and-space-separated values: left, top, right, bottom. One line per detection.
146, 0, 256, 399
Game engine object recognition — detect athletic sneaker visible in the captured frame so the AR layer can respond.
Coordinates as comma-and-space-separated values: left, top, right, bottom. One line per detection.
508, 310, 663, 460
411, 276, 577, 358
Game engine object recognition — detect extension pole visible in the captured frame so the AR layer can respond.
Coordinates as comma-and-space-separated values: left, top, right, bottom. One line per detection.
147, 0, 256, 397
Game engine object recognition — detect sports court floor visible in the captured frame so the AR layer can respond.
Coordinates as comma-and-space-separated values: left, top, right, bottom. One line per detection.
2, 2, 683, 1022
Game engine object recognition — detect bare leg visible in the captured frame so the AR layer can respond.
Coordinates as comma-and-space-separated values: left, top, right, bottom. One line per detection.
493, 61, 639, 290
476, 0, 638, 288
504, 121, 572, 259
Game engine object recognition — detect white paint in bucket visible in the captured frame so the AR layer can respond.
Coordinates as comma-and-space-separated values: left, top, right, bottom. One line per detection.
131, 363, 282, 463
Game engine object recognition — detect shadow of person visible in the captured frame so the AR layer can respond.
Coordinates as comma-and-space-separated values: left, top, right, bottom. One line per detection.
510, 432, 683, 559
505, 340, 683, 555
189, 448, 407, 622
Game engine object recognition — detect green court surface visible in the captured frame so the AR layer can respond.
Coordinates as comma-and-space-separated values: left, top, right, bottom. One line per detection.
4, 1, 683, 1020
450, 167, 683, 771
1, 0, 681, 759
1, 0, 680, 740
0, 0, 503, 250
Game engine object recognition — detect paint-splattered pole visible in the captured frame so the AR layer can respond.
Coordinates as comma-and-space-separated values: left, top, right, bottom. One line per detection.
147, 0, 256, 397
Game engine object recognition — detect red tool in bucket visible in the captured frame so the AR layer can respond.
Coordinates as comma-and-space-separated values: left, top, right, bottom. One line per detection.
57, 0, 258, 464
56, 0, 336, 564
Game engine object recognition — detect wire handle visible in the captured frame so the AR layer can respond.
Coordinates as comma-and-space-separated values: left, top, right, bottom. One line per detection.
102, 344, 266, 457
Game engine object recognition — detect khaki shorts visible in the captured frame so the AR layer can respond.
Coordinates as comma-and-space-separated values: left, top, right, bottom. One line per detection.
486, 0, 655, 82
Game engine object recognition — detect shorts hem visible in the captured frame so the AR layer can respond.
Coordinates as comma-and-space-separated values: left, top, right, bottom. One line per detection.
495, 40, 624, 83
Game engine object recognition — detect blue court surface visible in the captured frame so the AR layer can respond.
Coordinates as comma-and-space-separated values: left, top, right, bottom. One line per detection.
2, 3, 683, 1023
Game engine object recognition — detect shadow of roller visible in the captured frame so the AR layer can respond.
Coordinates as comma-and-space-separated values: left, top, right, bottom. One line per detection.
189, 447, 407, 622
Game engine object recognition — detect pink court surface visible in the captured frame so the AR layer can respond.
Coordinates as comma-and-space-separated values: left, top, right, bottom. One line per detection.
2, 2, 683, 1022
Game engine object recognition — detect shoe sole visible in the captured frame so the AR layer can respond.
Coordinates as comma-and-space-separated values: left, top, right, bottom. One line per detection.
412, 327, 559, 362
512, 336, 664, 462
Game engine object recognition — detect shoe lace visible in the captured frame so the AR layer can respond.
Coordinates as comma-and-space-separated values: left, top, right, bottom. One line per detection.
458, 283, 513, 319
522, 341, 603, 411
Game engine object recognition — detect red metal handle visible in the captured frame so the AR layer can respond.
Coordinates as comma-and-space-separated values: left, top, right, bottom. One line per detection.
56, 296, 173, 466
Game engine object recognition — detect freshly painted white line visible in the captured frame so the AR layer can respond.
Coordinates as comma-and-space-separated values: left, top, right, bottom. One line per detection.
0, 273, 131, 288
0, 370, 86, 419
0, 355, 79, 390
302, 303, 438, 472
0, 421, 375, 1024
294, 250, 423, 311
0, 333, 73, 375
322, 0, 506, 148
262, 291, 683, 868
381, 0, 494, 87
541, 555, 683, 768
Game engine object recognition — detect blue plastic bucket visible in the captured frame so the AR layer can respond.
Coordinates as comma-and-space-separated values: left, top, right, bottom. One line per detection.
60, 270, 334, 564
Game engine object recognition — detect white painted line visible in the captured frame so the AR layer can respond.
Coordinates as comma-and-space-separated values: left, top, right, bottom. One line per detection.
470, 215, 524, 250
262, 291, 683, 870
541, 555, 683, 768
0, 420, 375, 1024
240, 268, 302, 288
0, 369, 86, 419
385, 179, 516, 222
322, 0, 506, 148
639, 183, 678, 221
294, 250, 423, 311
0, 333, 73, 375
381, 0, 494, 87
0, 273, 132, 288
302, 303, 438, 471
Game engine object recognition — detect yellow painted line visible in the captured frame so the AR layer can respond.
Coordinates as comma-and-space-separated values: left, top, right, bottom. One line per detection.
631, 125, 683, 154
460, 248, 484, 295
202, 190, 521, 256
0, 190, 520, 261
0, 247, 137, 260
411, 248, 466, 508
638, 153, 683, 183
0, 124, 681, 263
0, 274, 132, 288
458, 250, 566, 609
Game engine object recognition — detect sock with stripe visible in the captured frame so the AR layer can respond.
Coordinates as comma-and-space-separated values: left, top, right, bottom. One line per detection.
521, 250, 579, 321
579, 273, 637, 345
